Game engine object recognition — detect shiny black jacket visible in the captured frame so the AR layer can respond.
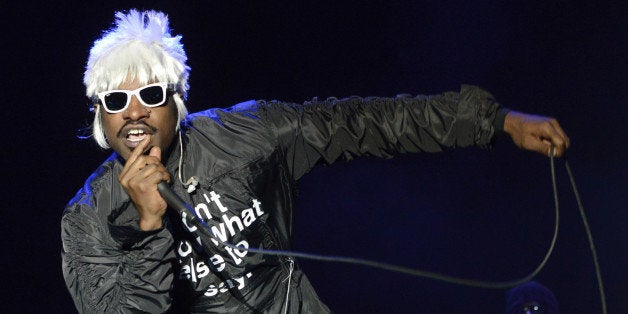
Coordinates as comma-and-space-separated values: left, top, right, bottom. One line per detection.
62, 85, 503, 313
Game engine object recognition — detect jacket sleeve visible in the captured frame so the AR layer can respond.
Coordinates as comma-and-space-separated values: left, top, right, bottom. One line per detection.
61, 197, 175, 313
261, 85, 502, 180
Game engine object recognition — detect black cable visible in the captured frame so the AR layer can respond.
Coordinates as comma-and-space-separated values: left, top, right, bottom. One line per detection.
217, 151, 562, 289
564, 159, 607, 314
159, 148, 563, 290
160, 146, 607, 311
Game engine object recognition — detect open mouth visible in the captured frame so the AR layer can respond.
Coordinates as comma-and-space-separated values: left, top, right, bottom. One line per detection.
118, 123, 157, 149
124, 128, 152, 148
127, 129, 148, 142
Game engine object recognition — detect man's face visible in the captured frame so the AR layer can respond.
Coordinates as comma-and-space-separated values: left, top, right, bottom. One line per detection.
99, 80, 178, 161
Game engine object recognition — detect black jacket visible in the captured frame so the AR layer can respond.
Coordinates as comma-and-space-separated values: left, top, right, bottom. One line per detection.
62, 85, 503, 313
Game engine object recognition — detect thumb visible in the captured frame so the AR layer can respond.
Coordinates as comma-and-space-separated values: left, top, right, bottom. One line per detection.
149, 146, 162, 161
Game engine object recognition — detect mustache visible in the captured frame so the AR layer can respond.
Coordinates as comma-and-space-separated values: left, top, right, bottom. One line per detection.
116, 121, 158, 138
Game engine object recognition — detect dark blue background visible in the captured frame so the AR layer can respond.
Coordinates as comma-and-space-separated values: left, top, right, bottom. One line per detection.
2, 1, 625, 313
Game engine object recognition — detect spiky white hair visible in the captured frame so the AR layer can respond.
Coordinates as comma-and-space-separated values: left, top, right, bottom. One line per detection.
85, 9, 190, 148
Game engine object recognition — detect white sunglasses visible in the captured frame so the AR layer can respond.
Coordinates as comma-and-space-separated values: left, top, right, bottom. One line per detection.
96, 82, 173, 113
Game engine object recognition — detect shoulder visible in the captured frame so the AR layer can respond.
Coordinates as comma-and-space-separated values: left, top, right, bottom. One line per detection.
185, 100, 260, 122
64, 154, 119, 216
182, 100, 273, 138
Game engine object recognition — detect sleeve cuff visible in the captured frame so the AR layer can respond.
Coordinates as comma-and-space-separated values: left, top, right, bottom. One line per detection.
493, 108, 511, 132
107, 201, 165, 249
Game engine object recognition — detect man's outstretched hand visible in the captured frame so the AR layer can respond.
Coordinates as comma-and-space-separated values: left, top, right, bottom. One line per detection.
503, 111, 570, 157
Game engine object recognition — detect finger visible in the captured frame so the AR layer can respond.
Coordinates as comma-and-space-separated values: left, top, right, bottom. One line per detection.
139, 162, 171, 185
146, 168, 170, 186
128, 164, 170, 193
542, 123, 567, 157
128, 135, 152, 164
550, 140, 566, 158
128, 163, 170, 190
535, 121, 563, 150
541, 139, 554, 158
149, 146, 162, 162
525, 135, 551, 157
541, 136, 569, 158
120, 135, 152, 178
549, 119, 570, 148
135, 153, 169, 179
121, 154, 167, 185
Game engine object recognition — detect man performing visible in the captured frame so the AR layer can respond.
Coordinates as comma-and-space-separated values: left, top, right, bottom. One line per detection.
62, 9, 569, 313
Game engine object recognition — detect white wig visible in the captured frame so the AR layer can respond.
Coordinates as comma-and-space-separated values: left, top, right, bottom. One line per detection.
84, 9, 190, 148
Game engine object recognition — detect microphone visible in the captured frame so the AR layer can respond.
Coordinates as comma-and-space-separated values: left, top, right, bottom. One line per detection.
157, 181, 217, 244
157, 182, 190, 214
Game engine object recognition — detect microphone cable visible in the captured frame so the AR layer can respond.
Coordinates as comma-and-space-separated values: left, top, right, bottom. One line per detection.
564, 157, 607, 313
159, 145, 606, 313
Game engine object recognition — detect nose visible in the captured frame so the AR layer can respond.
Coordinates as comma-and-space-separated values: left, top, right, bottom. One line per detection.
122, 95, 150, 120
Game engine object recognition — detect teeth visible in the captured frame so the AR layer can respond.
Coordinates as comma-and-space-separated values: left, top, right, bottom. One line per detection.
127, 129, 145, 135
